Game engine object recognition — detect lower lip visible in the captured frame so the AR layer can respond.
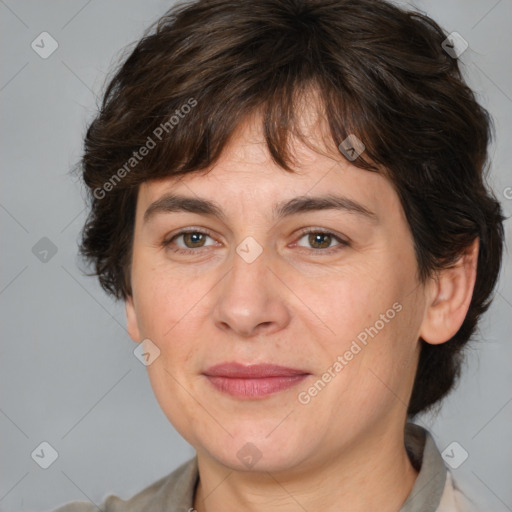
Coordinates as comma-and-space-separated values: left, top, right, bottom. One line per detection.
205, 375, 309, 399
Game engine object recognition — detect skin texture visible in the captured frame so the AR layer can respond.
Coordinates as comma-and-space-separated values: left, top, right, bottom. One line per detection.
125, 107, 478, 511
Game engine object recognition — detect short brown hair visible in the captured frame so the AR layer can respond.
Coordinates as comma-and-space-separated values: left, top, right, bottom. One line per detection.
77, 0, 505, 416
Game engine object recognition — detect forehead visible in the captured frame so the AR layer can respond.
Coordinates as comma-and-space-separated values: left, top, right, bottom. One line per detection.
136, 113, 401, 224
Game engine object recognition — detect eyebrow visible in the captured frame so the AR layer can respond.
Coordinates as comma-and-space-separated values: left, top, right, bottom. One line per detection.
143, 192, 377, 224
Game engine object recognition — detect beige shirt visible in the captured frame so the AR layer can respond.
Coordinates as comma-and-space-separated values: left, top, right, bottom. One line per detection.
53, 423, 477, 512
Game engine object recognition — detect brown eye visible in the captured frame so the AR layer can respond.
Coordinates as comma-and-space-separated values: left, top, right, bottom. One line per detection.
308, 232, 332, 249
181, 232, 208, 248
163, 229, 218, 254
295, 230, 349, 253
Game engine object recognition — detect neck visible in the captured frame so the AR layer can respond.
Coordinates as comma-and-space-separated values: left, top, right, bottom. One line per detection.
193, 421, 418, 512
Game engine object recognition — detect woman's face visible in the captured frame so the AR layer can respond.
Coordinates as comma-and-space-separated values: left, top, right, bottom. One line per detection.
125, 113, 430, 473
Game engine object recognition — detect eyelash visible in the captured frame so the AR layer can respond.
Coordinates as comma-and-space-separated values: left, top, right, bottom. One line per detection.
162, 227, 350, 256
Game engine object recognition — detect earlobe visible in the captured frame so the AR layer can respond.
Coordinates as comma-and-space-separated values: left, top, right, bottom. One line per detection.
419, 238, 479, 345
125, 294, 141, 343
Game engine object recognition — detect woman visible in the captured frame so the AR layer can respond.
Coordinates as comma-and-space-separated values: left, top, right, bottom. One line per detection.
53, 0, 505, 510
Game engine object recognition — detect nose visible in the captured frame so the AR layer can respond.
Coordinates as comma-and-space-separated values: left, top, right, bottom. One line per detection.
212, 243, 292, 338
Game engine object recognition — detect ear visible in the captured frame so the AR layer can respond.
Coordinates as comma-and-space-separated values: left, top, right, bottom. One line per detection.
125, 294, 141, 343
419, 238, 479, 345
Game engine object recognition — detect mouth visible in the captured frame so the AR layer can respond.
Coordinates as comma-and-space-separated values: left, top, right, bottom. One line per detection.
202, 362, 310, 399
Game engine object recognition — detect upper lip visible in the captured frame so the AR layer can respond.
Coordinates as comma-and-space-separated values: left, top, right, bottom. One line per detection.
203, 362, 310, 378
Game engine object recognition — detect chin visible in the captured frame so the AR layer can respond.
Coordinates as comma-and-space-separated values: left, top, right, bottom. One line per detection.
198, 425, 313, 473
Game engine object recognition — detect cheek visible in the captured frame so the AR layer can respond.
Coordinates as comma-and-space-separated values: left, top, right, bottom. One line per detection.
298, 264, 403, 354
136, 269, 210, 443
295, 258, 418, 401
145, 362, 209, 450
132, 253, 212, 342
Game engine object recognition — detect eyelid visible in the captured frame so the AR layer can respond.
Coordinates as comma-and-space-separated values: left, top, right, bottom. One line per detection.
163, 226, 220, 249
162, 226, 350, 254
293, 227, 350, 252
295, 226, 349, 242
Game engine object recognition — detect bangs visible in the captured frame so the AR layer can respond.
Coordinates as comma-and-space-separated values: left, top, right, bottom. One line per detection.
83, 11, 393, 196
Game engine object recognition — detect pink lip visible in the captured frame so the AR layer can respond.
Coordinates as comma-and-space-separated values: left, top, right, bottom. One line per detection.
203, 362, 310, 399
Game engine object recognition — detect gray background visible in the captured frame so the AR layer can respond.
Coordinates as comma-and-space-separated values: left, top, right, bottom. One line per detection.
0, 1, 511, 511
